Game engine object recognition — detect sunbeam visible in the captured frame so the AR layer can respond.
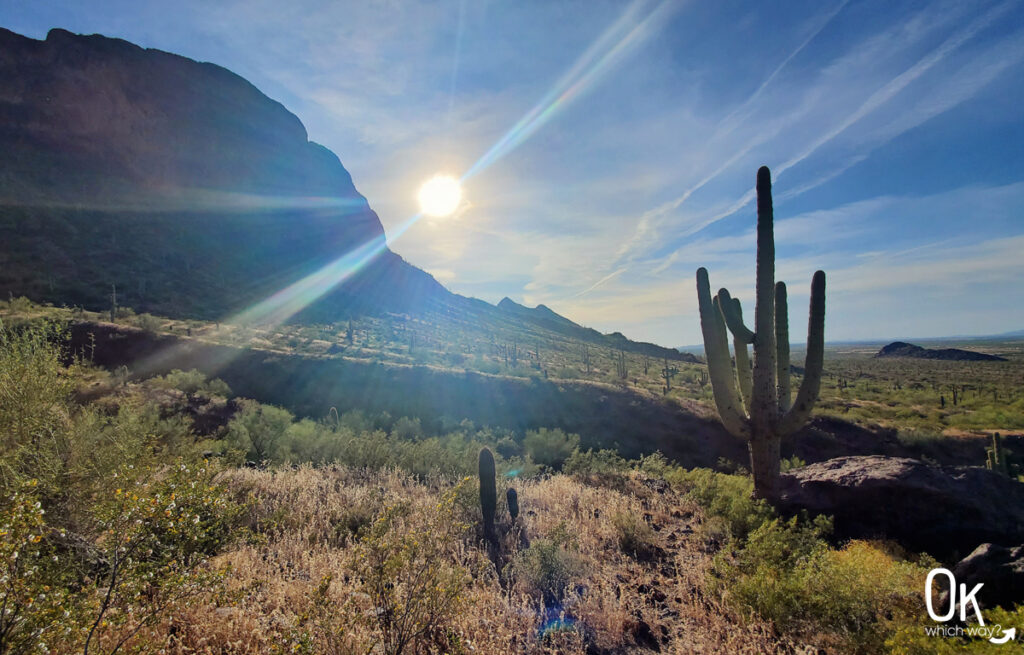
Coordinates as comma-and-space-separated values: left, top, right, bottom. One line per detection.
461, 0, 678, 182
118, 0, 681, 381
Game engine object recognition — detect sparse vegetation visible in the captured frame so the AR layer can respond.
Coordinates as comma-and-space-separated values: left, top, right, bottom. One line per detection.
2, 307, 1023, 654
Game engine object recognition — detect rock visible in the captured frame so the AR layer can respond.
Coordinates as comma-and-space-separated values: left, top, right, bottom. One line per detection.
939, 543, 1024, 611
624, 614, 660, 652
778, 456, 1024, 559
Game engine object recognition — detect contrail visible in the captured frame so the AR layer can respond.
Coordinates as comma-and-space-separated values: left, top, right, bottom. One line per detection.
573, 267, 628, 298
614, 0, 848, 265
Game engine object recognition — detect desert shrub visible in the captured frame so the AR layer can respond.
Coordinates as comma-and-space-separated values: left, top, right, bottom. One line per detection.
226, 400, 294, 462
886, 604, 1024, 654
494, 435, 521, 459
150, 368, 231, 397
0, 320, 241, 653
280, 418, 326, 463
564, 448, 629, 477
612, 510, 659, 560
780, 455, 806, 472
636, 451, 671, 476
523, 428, 580, 470
2, 295, 34, 313
391, 416, 423, 441
134, 312, 162, 333
672, 468, 774, 541
473, 356, 501, 375
0, 320, 74, 496
505, 521, 584, 604
564, 448, 630, 488
348, 486, 471, 655
442, 350, 465, 367
73, 460, 239, 654
0, 481, 83, 654
553, 366, 577, 380
712, 514, 934, 653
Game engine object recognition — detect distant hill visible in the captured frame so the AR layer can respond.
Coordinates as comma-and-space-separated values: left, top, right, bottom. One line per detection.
875, 341, 1007, 362
0, 27, 688, 359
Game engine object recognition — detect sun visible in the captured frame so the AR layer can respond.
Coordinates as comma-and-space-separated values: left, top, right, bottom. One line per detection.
417, 175, 463, 217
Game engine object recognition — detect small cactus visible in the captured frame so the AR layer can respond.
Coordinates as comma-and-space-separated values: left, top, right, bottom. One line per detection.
479, 447, 497, 539
986, 433, 1012, 477
506, 488, 519, 522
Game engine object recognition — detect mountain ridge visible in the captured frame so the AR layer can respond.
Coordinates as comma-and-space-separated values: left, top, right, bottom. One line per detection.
0, 27, 689, 358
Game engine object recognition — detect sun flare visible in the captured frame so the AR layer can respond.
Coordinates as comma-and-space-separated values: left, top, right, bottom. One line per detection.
417, 175, 463, 217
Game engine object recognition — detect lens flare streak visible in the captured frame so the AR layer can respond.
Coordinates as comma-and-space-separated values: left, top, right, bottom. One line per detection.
132, 1, 678, 380
462, 0, 676, 182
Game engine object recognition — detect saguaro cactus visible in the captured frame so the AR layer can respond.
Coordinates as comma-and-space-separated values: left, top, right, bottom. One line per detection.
506, 488, 519, 522
696, 166, 826, 501
479, 447, 497, 539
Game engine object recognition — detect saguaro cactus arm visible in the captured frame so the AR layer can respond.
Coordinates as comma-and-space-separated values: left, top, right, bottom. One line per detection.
775, 282, 791, 413
779, 270, 826, 436
697, 268, 749, 438
725, 297, 754, 413
718, 289, 755, 344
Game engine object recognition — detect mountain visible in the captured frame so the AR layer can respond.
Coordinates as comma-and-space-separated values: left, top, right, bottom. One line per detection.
875, 341, 1008, 362
0, 27, 693, 360
0, 27, 452, 321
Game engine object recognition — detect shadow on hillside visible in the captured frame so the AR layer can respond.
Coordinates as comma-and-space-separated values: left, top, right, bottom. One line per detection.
68, 322, 994, 470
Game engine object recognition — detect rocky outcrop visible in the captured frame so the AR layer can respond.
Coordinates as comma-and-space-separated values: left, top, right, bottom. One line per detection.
777, 456, 1024, 559
875, 342, 1007, 361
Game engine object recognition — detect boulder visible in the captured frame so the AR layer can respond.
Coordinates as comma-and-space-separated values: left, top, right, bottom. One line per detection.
777, 456, 1024, 559
940, 543, 1024, 612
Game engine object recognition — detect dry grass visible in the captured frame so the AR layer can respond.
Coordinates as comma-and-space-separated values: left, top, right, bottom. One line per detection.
148, 465, 804, 654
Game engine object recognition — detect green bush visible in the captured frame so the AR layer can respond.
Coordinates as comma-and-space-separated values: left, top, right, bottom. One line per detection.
151, 368, 231, 397
226, 400, 294, 462
0, 319, 240, 653
0, 320, 74, 496
715, 519, 933, 654
564, 448, 630, 488
391, 416, 423, 441
135, 312, 162, 333
671, 468, 774, 541
887, 604, 1024, 654
523, 428, 580, 470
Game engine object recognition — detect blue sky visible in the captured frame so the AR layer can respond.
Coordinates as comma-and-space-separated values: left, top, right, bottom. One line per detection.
4, 0, 1024, 346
